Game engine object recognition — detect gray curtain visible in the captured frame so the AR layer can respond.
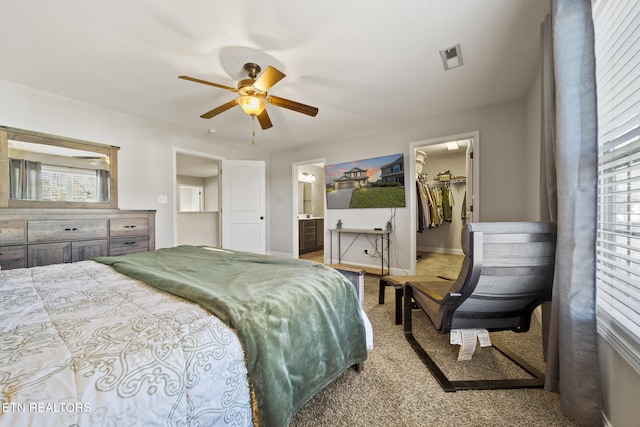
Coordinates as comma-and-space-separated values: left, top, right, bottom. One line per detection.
8, 158, 43, 200
541, 1, 602, 426
96, 169, 110, 202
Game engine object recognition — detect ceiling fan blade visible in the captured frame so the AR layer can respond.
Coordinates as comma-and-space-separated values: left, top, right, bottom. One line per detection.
267, 95, 319, 117
179, 75, 238, 92
253, 66, 286, 92
256, 109, 273, 130
200, 99, 239, 119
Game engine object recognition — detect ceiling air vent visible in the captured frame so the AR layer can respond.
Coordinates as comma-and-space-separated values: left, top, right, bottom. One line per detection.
440, 44, 463, 71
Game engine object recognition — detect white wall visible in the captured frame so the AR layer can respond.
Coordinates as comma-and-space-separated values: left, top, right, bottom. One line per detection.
176, 212, 219, 246
0, 79, 267, 249
204, 176, 219, 212
599, 336, 640, 426
268, 98, 530, 274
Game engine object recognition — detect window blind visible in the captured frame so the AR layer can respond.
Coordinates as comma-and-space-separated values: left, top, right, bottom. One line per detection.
593, 0, 640, 373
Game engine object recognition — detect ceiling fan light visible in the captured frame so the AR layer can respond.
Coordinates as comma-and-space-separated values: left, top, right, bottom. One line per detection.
238, 95, 267, 116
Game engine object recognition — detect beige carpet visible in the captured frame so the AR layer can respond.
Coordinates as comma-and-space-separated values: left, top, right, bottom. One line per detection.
292, 251, 578, 427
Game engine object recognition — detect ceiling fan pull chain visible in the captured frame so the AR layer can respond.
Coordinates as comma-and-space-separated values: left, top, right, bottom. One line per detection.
252, 116, 256, 145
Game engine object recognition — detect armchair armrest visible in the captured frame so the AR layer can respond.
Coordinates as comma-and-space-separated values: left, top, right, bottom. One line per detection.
406, 281, 461, 305
440, 292, 463, 305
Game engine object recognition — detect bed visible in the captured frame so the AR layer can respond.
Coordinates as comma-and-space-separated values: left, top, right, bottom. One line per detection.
0, 246, 371, 427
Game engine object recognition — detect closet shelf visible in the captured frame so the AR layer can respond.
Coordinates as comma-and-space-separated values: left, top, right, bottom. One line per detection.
421, 178, 466, 185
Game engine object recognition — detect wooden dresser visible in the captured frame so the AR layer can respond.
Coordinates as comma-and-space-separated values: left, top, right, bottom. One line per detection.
0, 209, 155, 270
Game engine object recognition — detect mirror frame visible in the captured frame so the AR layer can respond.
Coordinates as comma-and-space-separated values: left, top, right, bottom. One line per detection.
0, 125, 119, 209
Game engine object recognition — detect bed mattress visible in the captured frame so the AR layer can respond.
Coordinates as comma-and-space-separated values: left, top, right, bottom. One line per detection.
1, 261, 252, 426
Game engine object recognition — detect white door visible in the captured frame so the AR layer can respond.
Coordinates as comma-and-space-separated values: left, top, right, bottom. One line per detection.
221, 160, 266, 253
465, 140, 474, 222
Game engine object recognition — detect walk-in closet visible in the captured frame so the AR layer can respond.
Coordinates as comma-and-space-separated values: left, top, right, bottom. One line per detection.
415, 139, 470, 255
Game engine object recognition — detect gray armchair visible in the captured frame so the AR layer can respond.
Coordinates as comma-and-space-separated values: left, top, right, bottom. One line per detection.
403, 222, 556, 391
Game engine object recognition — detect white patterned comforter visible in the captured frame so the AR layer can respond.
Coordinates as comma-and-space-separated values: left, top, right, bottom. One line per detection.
0, 261, 252, 427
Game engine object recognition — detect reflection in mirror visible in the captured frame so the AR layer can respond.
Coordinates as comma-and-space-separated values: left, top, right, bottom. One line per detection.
179, 185, 204, 212
1, 126, 119, 209
8, 140, 110, 202
297, 181, 312, 215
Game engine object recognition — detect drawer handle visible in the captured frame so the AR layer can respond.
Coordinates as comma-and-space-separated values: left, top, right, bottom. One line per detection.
123, 225, 137, 229
123, 241, 137, 245
64, 228, 79, 231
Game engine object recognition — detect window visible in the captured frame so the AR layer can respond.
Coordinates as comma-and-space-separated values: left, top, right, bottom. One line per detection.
594, 0, 640, 372
179, 185, 204, 212
41, 165, 99, 202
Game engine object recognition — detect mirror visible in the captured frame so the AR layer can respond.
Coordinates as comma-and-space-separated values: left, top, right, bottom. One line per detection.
0, 126, 119, 209
298, 181, 312, 215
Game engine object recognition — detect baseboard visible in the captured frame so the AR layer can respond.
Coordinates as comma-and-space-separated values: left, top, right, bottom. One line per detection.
417, 246, 464, 255
387, 267, 406, 276
268, 251, 293, 258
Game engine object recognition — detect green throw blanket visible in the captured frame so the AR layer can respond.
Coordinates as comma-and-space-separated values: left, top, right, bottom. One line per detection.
95, 246, 367, 427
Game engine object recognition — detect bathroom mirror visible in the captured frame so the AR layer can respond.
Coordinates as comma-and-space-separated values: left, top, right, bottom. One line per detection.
298, 181, 312, 214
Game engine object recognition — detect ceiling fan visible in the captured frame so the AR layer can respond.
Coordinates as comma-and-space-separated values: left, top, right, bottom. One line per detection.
71, 156, 110, 168
179, 63, 319, 130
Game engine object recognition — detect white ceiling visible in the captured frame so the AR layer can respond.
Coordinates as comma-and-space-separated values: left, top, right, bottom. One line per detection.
0, 0, 549, 152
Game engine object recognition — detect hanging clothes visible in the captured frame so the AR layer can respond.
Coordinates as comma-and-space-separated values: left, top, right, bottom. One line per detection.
417, 170, 466, 230
417, 180, 433, 231
429, 186, 443, 226
417, 175, 448, 230
442, 186, 455, 223
417, 182, 426, 232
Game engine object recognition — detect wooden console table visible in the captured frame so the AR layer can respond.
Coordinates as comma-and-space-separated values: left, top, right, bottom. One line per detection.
328, 227, 391, 276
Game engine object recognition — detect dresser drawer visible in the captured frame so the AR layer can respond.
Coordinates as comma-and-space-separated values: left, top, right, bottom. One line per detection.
109, 236, 149, 256
72, 239, 108, 261
28, 242, 72, 267
0, 220, 26, 244
110, 218, 149, 237
28, 220, 108, 243
0, 245, 27, 270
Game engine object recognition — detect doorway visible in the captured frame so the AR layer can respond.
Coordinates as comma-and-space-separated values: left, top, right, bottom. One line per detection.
409, 131, 479, 273
292, 160, 326, 261
174, 151, 266, 253
174, 150, 222, 247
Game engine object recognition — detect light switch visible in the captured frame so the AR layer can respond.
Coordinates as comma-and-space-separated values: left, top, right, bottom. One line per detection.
157, 195, 168, 204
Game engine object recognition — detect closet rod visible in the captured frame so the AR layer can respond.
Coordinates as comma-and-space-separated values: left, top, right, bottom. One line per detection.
419, 178, 466, 186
